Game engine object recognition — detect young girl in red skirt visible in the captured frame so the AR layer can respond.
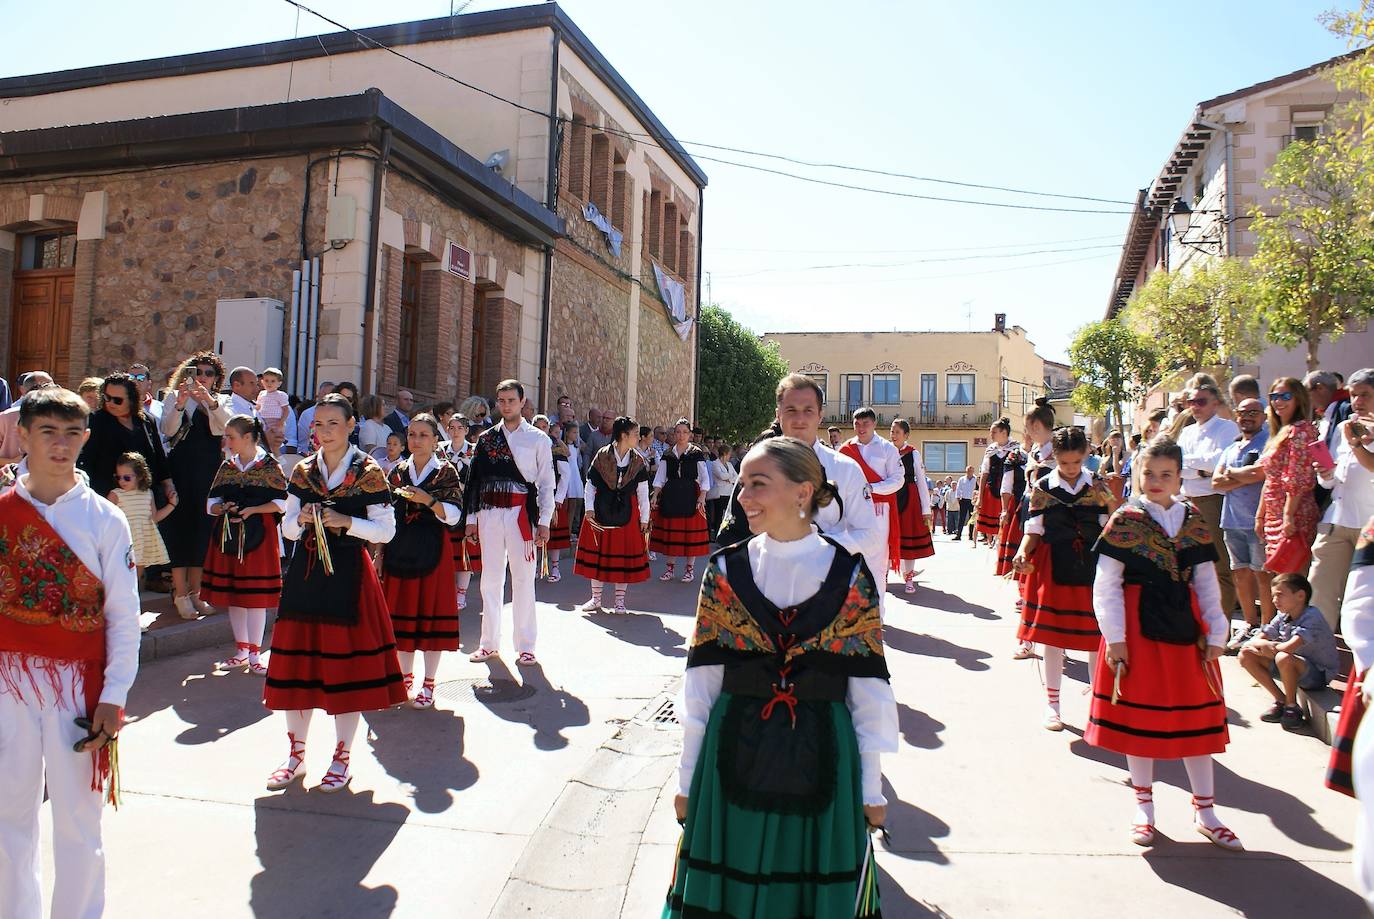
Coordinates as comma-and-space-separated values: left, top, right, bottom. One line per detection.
651, 419, 712, 583
265, 394, 406, 793
202, 415, 288, 676
576, 417, 652, 614
445, 414, 481, 609
1011, 399, 1057, 661
975, 418, 1014, 543
1328, 515, 1374, 797
889, 419, 934, 594
544, 423, 573, 582
380, 413, 463, 711
1086, 437, 1240, 850
1012, 426, 1111, 731
994, 443, 1027, 577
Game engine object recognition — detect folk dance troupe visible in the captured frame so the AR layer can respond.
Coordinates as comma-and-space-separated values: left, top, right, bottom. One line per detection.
13, 370, 1374, 917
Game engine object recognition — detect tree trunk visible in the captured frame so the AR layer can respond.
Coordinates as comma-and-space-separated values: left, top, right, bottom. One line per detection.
1307, 334, 1320, 372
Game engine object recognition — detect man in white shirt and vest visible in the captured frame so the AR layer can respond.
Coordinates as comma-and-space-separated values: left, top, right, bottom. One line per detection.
464, 380, 555, 666
1311, 368, 1374, 628
840, 407, 904, 590
1177, 382, 1239, 614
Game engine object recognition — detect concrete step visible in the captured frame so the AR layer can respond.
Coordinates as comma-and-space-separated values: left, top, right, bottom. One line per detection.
137, 590, 276, 663
1298, 677, 1347, 747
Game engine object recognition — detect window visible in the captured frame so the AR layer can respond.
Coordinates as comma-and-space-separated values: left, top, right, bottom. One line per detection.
803, 372, 827, 401
842, 374, 865, 414
919, 373, 937, 423
19, 231, 76, 271
1293, 124, 1321, 143
872, 373, 900, 404
946, 373, 975, 405
398, 254, 422, 388
923, 441, 968, 474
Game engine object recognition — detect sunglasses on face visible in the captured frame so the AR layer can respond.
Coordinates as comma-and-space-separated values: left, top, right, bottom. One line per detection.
117, 474, 136, 483
195, 369, 217, 378
130, 373, 148, 382
102, 393, 126, 405
1188, 397, 1212, 407
1238, 409, 1265, 417
1269, 391, 1295, 403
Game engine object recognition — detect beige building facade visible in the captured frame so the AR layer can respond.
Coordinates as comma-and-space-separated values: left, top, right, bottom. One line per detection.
762, 321, 1045, 476
0, 4, 704, 421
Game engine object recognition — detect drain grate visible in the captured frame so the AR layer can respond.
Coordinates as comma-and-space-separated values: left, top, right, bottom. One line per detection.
434, 677, 538, 706
634, 695, 679, 728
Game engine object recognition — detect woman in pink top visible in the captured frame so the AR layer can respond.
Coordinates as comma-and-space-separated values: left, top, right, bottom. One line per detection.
1257, 377, 1321, 569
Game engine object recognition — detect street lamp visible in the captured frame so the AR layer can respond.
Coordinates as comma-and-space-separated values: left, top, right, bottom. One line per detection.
1167, 198, 1225, 255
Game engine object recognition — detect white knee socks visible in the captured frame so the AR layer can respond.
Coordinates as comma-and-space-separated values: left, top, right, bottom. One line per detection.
334, 712, 361, 755
1127, 755, 1155, 827
1043, 646, 1064, 714
1184, 755, 1222, 830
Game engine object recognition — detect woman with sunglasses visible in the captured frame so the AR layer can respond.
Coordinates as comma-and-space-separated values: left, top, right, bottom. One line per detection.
159, 353, 233, 620
458, 396, 491, 436
1257, 378, 1321, 573
78, 371, 173, 501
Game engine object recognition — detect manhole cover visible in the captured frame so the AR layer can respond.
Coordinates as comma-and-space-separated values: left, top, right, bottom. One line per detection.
434, 678, 538, 706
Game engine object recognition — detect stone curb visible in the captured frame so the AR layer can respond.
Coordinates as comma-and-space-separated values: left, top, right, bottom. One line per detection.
489, 681, 682, 918
139, 612, 276, 664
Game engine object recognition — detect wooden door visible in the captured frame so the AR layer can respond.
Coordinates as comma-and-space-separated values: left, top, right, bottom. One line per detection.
470, 289, 485, 396
10, 269, 74, 384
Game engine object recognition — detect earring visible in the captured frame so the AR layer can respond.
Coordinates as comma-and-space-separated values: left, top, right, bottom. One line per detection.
798, 504, 806, 519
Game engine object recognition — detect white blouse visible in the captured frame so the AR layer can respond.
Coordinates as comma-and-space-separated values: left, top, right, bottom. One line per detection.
584, 447, 650, 526
281, 446, 396, 545
1022, 469, 1105, 536
1342, 558, 1374, 675
404, 454, 461, 526
1091, 497, 1227, 647
652, 444, 712, 493
206, 447, 289, 515
677, 529, 900, 806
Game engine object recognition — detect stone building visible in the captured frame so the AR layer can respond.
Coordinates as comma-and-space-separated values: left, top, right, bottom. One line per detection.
0, 3, 704, 422
761, 317, 1046, 476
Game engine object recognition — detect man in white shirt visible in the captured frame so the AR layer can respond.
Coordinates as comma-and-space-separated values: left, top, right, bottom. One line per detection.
0, 371, 53, 464
292, 380, 335, 452
716, 375, 880, 569
0, 388, 140, 919
1311, 369, 1374, 628
228, 366, 260, 418
840, 407, 904, 589
1176, 383, 1240, 614
464, 380, 555, 666
953, 467, 977, 539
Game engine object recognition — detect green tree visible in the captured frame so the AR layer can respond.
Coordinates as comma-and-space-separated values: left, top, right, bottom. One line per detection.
1068, 319, 1159, 436
696, 304, 787, 442
1123, 260, 1262, 378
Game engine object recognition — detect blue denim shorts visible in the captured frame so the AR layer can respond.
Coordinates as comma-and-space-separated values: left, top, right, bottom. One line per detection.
1223, 527, 1265, 572
1269, 658, 1329, 691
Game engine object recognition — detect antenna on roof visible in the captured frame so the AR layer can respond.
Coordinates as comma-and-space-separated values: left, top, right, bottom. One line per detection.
450, 0, 475, 15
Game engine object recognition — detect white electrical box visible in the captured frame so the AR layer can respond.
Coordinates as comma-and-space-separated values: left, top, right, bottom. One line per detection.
214, 298, 284, 374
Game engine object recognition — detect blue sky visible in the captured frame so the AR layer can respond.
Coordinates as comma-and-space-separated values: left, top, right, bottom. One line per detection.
0, 0, 1352, 360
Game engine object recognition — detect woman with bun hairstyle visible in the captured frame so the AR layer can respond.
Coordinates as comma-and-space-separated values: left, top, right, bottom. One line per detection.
665, 436, 897, 918
650, 418, 713, 583
889, 418, 934, 594
380, 413, 464, 711
575, 416, 652, 614
202, 414, 289, 675
975, 417, 1014, 544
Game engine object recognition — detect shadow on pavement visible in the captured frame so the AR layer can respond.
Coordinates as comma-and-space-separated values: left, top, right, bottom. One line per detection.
897, 703, 945, 751
123, 660, 273, 744
586, 611, 687, 658
880, 777, 950, 865
877, 866, 951, 918
477, 659, 591, 751
906, 584, 1001, 621
250, 790, 407, 917
882, 625, 992, 672
1143, 846, 1365, 917
364, 706, 478, 814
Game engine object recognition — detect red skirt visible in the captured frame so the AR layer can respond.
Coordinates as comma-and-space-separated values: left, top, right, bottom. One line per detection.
650, 507, 711, 558
383, 547, 460, 653
576, 497, 651, 583
451, 528, 482, 572
896, 485, 934, 560
200, 519, 283, 609
1016, 543, 1100, 651
1327, 670, 1366, 797
548, 502, 572, 552
264, 549, 407, 714
994, 505, 1023, 577
1084, 586, 1229, 758
975, 481, 1001, 537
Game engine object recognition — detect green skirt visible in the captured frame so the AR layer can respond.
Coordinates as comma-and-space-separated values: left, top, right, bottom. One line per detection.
663, 693, 880, 918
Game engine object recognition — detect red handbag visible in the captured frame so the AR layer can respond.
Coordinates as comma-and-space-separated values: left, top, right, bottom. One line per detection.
1265, 535, 1311, 574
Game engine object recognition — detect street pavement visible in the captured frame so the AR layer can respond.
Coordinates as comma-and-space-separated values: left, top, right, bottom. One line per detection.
41, 531, 1365, 917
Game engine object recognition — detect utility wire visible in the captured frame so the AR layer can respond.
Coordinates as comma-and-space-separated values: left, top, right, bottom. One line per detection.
280, 0, 1137, 215
708, 233, 1122, 255
720, 252, 1116, 288
712, 244, 1121, 278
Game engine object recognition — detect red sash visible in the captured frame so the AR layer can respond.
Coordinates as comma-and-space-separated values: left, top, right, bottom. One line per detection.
840, 441, 901, 570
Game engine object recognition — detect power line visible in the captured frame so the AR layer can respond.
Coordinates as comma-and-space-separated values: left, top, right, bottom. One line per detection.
712, 244, 1121, 279
718, 252, 1116, 288
280, 0, 1137, 216
707, 234, 1123, 255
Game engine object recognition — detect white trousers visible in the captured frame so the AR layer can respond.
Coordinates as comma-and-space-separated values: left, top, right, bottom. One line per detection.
477, 506, 538, 654
870, 505, 891, 618
0, 669, 105, 919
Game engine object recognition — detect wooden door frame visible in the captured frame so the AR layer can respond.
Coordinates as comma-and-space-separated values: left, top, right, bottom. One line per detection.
9, 266, 76, 382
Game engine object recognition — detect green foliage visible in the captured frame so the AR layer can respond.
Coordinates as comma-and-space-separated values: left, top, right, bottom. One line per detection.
1067, 319, 1159, 434
696, 304, 787, 442
1123, 260, 1262, 377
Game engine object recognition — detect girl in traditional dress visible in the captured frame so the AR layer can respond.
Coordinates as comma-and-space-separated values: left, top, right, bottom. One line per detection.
380, 413, 464, 711
994, 439, 1028, 579
975, 418, 1014, 544
264, 394, 406, 793
1258, 377, 1321, 572
1086, 437, 1241, 851
889, 418, 934, 594
575, 416, 652, 614
446, 414, 481, 609
1011, 398, 1057, 661
544, 421, 573, 582
666, 436, 897, 919
1012, 426, 1112, 730
1329, 515, 1374, 797
201, 416, 288, 675
651, 419, 712, 583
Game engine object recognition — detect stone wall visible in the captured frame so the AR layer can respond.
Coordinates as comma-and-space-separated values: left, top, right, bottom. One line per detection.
546, 243, 629, 415
635, 296, 696, 427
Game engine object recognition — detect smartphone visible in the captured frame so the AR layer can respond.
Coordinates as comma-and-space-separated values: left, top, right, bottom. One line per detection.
1351, 420, 1371, 440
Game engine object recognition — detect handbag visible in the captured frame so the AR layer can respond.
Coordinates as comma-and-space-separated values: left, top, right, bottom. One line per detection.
1265, 535, 1311, 574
